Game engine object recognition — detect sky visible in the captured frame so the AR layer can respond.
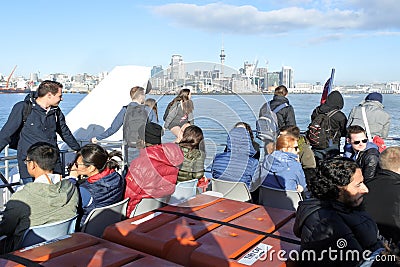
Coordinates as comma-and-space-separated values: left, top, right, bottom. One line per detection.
1, 0, 400, 84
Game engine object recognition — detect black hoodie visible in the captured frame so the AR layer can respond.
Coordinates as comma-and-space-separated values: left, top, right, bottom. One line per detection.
311, 91, 347, 146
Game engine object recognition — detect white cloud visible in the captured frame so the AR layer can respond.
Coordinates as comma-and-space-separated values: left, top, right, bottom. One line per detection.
150, 2, 400, 37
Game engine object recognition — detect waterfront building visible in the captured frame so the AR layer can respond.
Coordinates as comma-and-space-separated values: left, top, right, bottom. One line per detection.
281, 66, 294, 88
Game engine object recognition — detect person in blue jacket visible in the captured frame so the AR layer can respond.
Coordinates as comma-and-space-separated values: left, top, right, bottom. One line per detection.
260, 134, 307, 193
211, 126, 259, 189
0, 80, 80, 184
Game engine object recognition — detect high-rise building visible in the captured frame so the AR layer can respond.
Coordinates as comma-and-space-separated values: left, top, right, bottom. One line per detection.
170, 55, 184, 80
281, 66, 294, 88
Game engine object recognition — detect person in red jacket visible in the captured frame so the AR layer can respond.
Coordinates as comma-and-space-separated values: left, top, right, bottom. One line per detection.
124, 122, 184, 217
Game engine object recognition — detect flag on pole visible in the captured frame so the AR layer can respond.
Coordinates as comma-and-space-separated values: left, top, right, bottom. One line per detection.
320, 68, 335, 104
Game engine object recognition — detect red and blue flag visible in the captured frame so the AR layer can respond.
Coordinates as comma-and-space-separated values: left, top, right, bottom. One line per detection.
321, 68, 335, 104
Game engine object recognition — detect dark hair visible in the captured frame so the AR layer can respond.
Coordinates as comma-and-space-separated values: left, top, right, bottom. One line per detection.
346, 125, 366, 139
279, 125, 300, 139
234, 121, 255, 141
26, 142, 58, 171
179, 125, 204, 151
309, 157, 358, 200
75, 144, 122, 172
274, 85, 288, 96
166, 88, 194, 114
145, 98, 158, 121
37, 80, 63, 97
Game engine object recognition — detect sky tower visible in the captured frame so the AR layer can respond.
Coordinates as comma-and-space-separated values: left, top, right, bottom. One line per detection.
219, 45, 226, 79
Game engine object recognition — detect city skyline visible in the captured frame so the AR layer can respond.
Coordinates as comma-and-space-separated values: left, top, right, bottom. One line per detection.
2, 1, 400, 84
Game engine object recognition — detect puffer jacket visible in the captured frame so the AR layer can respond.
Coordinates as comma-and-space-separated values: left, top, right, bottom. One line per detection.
177, 146, 205, 182
261, 150, 307, 191
347, 100, 391, 138
344, 142, 380, 183
124, 143, 184, 217
269, 95, 296, 128
311, 91, 347, 146
79, 169, 124, 225
211, 127, 259, 188
293, 199, 382, 267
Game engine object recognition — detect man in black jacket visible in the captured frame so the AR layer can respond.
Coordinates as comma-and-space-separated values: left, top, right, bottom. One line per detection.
364, 146, 400, 244
0, 80, 80, 184
294, 158, 383, 266
261, 85, 296, 129
344, 125, 380, 183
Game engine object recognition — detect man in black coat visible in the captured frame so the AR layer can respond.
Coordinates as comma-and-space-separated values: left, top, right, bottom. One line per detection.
364, 146, 400, 244
344, 125, 380, 183
0, 80, 81, 183
260, 85, 296, 129
294, 158, 383, 266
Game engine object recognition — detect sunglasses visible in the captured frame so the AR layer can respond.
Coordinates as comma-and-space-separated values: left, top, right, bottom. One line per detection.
352, 139, 368, 145
74, 162, 87, 168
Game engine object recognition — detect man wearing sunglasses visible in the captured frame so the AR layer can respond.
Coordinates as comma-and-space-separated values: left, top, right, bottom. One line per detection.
344, 125, 380, 183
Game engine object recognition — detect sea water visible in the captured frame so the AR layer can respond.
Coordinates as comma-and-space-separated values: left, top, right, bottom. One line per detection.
1, 92, 399, 165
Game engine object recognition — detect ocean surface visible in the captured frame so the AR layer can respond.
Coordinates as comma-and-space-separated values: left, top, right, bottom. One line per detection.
1, 92, 399, 167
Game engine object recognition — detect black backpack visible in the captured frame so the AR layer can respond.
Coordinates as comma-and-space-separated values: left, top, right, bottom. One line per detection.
122, 104, 149, 147
8, 101, 33, 150
9, 100, 60, 150
306, 109, 339, 149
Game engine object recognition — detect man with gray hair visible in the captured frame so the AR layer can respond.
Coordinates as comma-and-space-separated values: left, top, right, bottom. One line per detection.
364, 146, 400, 245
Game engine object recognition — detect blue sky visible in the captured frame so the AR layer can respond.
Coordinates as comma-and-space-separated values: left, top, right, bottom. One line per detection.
2, 0, 400, 84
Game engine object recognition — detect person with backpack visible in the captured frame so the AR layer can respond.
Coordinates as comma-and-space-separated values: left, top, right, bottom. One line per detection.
307, 90, 347, 162
259, 85, 296, 129
346, 92, 390, 153
163, 88, 194, 142
0, 80, 81, 184
91, 86, 157, 165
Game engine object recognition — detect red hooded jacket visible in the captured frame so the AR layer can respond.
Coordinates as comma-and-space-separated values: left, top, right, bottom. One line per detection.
124, 143, 184, 217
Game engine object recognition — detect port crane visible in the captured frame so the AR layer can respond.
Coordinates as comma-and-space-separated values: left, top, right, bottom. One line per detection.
6, 65, 17, 88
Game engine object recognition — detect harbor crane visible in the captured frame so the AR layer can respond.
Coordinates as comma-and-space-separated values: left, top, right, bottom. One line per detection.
6, 65, 17, 88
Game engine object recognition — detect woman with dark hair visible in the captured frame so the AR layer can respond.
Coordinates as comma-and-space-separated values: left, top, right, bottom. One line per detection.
163, 88, 194, 141
145, 98, 159, 123
69, 143, 124, 227
177, 125, 206, 182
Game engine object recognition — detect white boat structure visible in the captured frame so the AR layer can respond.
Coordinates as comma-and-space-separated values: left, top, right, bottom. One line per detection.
64, 65, 152, 144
